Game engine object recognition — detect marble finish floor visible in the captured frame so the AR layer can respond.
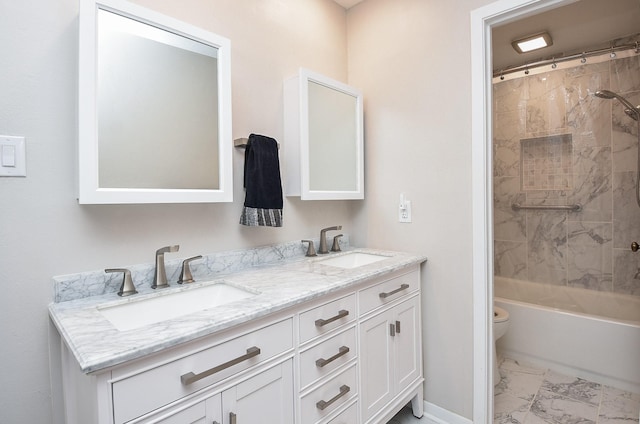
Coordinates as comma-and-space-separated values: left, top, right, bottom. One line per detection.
494, 358, 640, 424
387, 357, 640, 424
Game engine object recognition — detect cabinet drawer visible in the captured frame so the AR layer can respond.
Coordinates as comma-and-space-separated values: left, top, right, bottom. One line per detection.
359, 271, 419, 314
112, 318, 293, 423
299, 294, 356, 343
326, 401, 358, 424
300, 364, 357, 424
299, 326, 357, 389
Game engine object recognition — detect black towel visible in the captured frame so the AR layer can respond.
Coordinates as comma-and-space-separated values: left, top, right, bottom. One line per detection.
239, 134, 283, 227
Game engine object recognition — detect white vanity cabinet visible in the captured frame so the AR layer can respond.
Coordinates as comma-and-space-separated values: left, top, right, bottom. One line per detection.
297, 294, 359, 423
293, 267, 423, 424
136, 360, 294, 424
358, 271, 423, 424
61, 317, 295, 424
58, 265, 423, 424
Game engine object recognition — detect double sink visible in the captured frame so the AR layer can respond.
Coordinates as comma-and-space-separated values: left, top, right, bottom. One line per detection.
98, 252, 388, 331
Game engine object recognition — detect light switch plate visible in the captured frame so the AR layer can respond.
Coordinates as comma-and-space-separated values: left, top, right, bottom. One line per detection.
0, 135, 26, 177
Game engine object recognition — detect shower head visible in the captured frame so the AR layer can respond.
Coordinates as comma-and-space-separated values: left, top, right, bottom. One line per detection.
595, 90, 640, 121
595, 89, 617, 99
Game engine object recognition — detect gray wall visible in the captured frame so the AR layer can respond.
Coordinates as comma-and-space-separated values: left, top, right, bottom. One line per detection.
0, 0, 360, 422
493, 54, 640, 296
346, 0, 494, 418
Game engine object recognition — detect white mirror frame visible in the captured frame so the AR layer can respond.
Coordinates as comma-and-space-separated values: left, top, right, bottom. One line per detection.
78, 0, 233, 204
284, 68, 364, 200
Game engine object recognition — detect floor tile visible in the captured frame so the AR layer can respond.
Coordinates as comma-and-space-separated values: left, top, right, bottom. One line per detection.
602, 386, 640, 405
599, 386, 640, 424
530, 388, 599, 424
541, 371, 602, 406
495, 392, 532, 424
497, 366, 546, 402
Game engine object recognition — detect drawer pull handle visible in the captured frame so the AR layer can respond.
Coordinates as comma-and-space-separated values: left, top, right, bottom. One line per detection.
395, 320, 401, 334
379, 283, 409, 299
316, 384, 350, 411
316, 346, 350, 367
180, 346, 261, 385
390, 323, 396, 337
229, 412, 237, 424
315, 309, 349, 327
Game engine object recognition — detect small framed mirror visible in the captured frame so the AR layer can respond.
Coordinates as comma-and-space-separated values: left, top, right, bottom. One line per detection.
284, 69, 364, 200
78, 0, 232, 204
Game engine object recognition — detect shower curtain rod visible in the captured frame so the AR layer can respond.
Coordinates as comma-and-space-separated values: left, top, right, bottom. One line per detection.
493, 41, 640, 79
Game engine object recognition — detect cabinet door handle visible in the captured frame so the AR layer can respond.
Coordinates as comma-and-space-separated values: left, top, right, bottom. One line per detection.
390, 323, 396, 337
315, 309, 349, 327
229, 412, 237, 424
395, 320, 401, 334
316, 385, 350, 410
316, 346, 350, 367
180, 346, 261, 385
379, 283, 409, 299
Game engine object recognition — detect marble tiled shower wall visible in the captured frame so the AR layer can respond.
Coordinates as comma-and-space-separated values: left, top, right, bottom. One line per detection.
493, 54, 640, 296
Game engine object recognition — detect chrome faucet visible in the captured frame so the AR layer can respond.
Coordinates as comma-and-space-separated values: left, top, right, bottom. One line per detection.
319, 226, 342, 254
152, 245, 179, 289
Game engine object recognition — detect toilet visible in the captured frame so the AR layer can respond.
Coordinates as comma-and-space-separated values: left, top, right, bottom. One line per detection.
493, 306, 510, 385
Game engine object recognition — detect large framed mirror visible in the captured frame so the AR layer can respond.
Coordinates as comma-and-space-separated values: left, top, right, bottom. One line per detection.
78, 0, 232, 204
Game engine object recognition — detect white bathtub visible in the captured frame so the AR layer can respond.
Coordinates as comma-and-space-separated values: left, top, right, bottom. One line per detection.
494, 276, 640, 394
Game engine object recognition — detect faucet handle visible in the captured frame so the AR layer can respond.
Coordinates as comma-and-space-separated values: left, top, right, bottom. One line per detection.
331, 234, 343, 252
178, 255, 203, 284
302, 240, 317, 257
105, 268, 138, 297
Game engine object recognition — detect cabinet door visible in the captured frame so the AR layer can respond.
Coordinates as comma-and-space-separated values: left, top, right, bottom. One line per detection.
222, 360, 293, 424
284, 68, 364, 200
359, 309, 394, 422
148, 394, 221, 424
394, 295, 421, 390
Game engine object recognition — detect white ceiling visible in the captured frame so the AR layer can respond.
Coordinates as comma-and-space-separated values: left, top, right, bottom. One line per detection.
492, 0, 640, 71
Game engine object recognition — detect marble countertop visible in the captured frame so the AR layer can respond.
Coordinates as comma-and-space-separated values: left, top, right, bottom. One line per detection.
49, 248, 426, 374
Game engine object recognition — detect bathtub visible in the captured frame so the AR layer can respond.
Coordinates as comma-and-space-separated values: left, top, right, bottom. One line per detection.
494, 276, 640, 394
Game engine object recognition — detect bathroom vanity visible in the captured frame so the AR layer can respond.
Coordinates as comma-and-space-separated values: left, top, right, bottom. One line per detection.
50, 245, 426, 424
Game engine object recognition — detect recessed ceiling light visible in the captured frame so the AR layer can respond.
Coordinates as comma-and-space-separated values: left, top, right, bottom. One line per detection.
511, 32, 553, 54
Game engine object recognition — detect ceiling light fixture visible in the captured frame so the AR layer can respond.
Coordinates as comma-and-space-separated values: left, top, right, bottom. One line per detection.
511, 31, 553, 54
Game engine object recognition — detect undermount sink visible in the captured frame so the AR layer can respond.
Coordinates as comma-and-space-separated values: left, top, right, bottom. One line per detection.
315, 252, 389, 269
98, 282, 257, 331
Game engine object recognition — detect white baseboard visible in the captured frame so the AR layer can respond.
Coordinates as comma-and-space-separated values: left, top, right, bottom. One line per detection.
422, 401, 473, 424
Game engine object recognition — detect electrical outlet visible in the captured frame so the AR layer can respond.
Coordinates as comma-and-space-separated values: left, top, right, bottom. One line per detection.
399, 200, 412, 223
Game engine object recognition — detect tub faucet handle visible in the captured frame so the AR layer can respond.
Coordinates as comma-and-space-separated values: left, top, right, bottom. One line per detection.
178, 255, 203, 284
331, 234, 343, 252
105, 268, 138, 297
302, 240, 317, 257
